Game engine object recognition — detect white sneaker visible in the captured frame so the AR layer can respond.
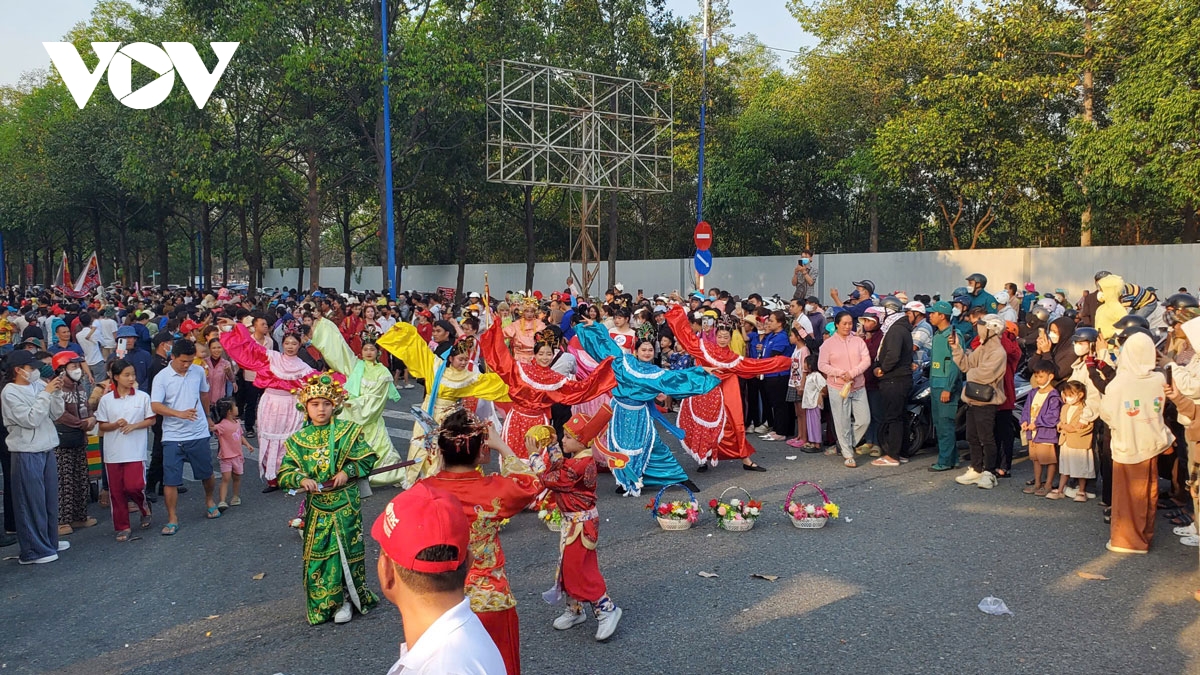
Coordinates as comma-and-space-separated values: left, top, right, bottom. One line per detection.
754, 424, 770, 434
57, 541, 70, 552
334, 601, 352, 624
1181, 535, 1200, 548
553, 607, 587, 630
594, 606, 622, 641
1063, 486, 1078, 499
955, 468, 983, 485
1175, 523, 1198, 537
18, 554, 58, 565
976, 471, 998, 489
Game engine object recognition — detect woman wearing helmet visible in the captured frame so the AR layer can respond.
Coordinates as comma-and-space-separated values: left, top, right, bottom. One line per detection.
950, 314, 1007, 489
965, 274, 999, 314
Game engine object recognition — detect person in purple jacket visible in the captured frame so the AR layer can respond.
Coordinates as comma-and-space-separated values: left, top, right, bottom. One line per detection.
1021, 360, 1062, 497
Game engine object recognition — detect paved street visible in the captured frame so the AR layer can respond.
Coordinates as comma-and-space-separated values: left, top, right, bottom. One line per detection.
3, 386, 1200, 674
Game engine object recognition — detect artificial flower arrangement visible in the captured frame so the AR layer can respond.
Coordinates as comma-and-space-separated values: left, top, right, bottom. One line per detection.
786, 500, 839, 521
537, 507, 564, 531
646, 499, 699, 523
709, 489, 763, 531
784, 480, 839, 530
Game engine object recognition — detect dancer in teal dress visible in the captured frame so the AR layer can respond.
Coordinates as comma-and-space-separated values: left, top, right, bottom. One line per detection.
576, 320, 720, 496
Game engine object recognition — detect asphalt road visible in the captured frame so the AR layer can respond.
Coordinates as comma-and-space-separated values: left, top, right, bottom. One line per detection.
3, 387, 1200, 674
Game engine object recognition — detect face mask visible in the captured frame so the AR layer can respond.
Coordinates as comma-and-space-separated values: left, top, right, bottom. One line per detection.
805, 304, 816, 313
24, 367, 41, 384
952, 308, 962, 318
66, 367, 83, 382
165, 347, 173, 358
800, 258, 810, 265
1063, 396, 1080, 406
1095, 291, 1105, 302
1073, 343, 1089, 356
1049, 332, 1060, 344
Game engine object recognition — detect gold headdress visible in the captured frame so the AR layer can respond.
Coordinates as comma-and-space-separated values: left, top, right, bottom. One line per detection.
518, 292, 540, 310
292, 371, 348, 413
449, 334, 477, 358
359, 325, 381, 345
533, 327, 558, 351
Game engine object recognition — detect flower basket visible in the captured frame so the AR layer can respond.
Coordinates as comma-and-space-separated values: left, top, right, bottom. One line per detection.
784, 480, 839, 530
537, 508, 563, 532
710, 486, 762, 532
650, 483, 699, 531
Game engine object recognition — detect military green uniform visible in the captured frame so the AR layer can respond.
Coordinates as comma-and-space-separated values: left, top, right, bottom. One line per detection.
929, 326, 963, 469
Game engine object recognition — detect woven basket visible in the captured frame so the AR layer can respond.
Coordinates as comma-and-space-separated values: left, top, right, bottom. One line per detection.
716, 486, 756, 532
545, 519, 563, 532
653, 483, 698, 531
785, 480, 833, 530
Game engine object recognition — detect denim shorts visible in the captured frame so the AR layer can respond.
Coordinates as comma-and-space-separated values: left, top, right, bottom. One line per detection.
163, 438, 213, 486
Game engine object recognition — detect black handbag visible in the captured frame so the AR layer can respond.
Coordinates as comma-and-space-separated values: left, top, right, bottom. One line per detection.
963, 381, 995, 402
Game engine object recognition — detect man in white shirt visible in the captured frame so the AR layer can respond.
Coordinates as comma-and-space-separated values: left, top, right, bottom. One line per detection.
372, 483, 505, 675
150, 338, 216, 535
95, 309, 119, 359
75, 313, 106, 382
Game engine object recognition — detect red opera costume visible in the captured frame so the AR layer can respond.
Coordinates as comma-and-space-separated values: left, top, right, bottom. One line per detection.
665, 307, 791, 465
481, 325, 617, 459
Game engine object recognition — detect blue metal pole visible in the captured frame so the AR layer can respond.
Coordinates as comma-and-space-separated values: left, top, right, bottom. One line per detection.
696, 2, 708, 225
381, 0, 397, 300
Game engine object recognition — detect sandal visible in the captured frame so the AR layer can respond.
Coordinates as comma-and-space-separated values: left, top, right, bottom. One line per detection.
1171, 513, 1194, 527
206, 506, 222, 519
115, 529, 131, 542
161, 522, 180, 536
1046, 491, 1065, 500
1074, 492, 1088, 503
140, 511, 153, 529
844, 458, 857, 468
1023, 484, 1040, 495
871, 457, 900, 467
1025, 479, 1036, 486
1034, 486, 1049, 496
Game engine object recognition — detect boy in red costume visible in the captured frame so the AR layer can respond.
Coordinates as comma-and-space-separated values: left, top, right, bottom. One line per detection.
536, 406, 623, 641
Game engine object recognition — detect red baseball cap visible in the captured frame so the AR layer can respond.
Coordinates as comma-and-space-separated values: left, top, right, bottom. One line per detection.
371, 483, 470, 574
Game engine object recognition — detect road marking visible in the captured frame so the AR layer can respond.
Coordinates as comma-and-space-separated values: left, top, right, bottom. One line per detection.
387, 427, 412, 440
382, 409, 414, 421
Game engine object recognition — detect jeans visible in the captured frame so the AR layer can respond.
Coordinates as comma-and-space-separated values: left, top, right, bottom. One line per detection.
827, 386, 870, 459
877, 379, 911, 460
931, 389, 958, 467
965, 404, 998, 473
865, 389, 883, 445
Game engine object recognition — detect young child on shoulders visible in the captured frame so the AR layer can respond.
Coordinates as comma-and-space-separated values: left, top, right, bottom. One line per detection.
1022, 360, 1061, 497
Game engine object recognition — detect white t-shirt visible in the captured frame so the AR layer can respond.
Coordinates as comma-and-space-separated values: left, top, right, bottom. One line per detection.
95, 390, 154, 464
95, 317, 118, 348
76, 326, 103, 365
385, 598, 505, 675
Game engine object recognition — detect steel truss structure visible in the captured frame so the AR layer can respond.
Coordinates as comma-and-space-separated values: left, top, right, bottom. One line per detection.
486, 60, 673, 297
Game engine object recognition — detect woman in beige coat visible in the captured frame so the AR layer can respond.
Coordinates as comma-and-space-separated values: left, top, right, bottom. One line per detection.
950, 315, 1008, 489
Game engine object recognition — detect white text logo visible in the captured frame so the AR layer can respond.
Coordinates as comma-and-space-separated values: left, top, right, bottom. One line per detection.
43, 42, 239, 109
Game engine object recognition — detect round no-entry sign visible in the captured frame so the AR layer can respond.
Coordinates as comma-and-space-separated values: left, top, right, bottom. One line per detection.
693, 221, 712, 251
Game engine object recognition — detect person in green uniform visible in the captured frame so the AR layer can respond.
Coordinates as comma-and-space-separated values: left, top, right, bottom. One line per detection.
927, 301, 963, 472
308, 315, 401, 489
277, 371, 380, 626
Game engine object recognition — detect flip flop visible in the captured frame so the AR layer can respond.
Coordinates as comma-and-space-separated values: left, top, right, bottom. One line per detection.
161, 522, 180, 536
115, 529, 131, 542
207, 506, 222, 519
140, 512, 153, 529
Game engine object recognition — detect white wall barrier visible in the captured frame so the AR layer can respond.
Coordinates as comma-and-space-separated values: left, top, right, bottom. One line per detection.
262, 243, 1200, 301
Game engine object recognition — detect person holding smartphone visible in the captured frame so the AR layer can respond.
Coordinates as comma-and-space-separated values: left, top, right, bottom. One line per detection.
791, 248, 819, 302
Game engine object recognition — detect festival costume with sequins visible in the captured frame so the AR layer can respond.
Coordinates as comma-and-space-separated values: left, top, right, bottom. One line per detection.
376, 321, 510, 487
665, 307, 793, 465
540, 446, 610, 605
310, 318, 400, 484
276, 419, 379, 626
576, 324, 720, 496
502, 318, 546, 364
481, 325, 617, 457
419, 456, 541, 675
220, 322, 318, 480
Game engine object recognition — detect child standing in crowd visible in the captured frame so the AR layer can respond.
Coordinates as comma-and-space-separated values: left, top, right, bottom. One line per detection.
786, 329, 812, 450
94, 359, 155, 541
212, 397, 253, 511
801, 353, 826, 453
1054, 379, 1095, 502
1021, 360, 1062, 497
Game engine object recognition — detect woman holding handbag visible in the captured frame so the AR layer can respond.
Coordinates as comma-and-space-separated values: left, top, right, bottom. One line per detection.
950, 314, 1008, 490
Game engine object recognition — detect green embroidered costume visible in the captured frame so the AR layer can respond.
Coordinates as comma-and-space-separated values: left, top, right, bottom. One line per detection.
277, 418, 380, 625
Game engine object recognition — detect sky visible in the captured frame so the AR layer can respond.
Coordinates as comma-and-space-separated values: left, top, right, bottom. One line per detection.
0, 0, 812, 87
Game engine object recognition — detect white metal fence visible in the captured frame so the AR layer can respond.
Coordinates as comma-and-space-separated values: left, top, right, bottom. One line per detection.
262, 243, 1200, 301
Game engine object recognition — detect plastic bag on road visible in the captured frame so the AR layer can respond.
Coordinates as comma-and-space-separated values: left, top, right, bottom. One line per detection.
978, 596, 1013, 616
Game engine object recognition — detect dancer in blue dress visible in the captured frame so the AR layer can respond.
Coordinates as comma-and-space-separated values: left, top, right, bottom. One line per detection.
576, 320, 720, 496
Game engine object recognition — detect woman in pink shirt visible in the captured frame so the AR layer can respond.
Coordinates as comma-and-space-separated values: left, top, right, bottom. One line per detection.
818, 311, 873, 468
207, 338, 237, 400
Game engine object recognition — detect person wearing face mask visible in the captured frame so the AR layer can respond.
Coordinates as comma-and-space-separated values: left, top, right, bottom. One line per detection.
856, 307, 886, 457
1035, 316, 1077, 384
964, 274, 999, 314
3, 349, 69, 564
950, 295, 974, 344
51, 352, 97, 536
950, 314, 1008, 489
804, 296, 826, 346
791, 249, 819, 302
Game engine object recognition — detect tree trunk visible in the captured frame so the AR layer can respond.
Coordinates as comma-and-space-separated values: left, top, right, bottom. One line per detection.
221, 213, 230, 285
201, 206, 213, 291
869, 190, 880, 252
1079, 0, 1096, 247
187, 223, 196, 288
607, 192, 618, 289
454, 189, 468, 298
306, 148, 321, 291
156, 209, 169, 288
524, 185, 536, 291
341, 203, 354, 293
1184, 204, 1198, 244
90, 205, 103, 281
116, 203, 129, 287
294, 219, 306, 291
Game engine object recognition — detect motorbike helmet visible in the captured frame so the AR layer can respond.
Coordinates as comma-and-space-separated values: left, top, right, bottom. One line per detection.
978, 314, 1005, 338
1166, 294, 1199, 326
952, 286, 968, 299
1112, 314, 1150, 333
879, 295, 904, 313
1026, 306, 1050, 328
1062, 308, 1078, 321
1116, 324, 1153, 345
1094, 270, 1111, 283
1072, 327, 1100, 343
952, 295, 972, 308
966, 273, 988, 289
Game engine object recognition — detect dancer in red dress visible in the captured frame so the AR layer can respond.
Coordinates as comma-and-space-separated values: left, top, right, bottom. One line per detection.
481, 324, 616, 459
665, 306, 791, 471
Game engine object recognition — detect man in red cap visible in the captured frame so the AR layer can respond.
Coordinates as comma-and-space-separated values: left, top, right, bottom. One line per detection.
538, 406, 623, 641
372, 482, 505, 675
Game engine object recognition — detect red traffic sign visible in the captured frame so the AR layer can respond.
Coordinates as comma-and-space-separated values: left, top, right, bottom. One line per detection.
693, 221, 713, 251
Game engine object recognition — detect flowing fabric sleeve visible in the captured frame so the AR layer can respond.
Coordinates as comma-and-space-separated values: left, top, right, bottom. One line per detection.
276, 437, 306, 490
652, 365, 720, 398
311, 317, 360, 376
480, 323, 514, 382
665, 307, 702, 356
337, 422, 378, 479
576, 323, 622, 362
219, 323, 270, 375
548, 357, 616, 406
730, 355, 794, 377
463, 371, 512, 403
377, 321, 435, 381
